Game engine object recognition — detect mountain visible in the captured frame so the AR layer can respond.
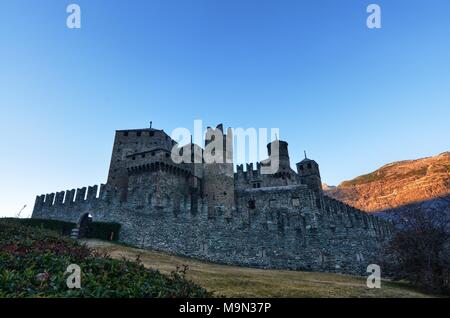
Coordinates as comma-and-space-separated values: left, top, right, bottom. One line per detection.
324, 152, 450, 213
322, 183, 337, 191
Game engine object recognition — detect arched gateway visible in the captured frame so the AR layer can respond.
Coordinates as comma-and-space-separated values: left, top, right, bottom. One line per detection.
78, 213, 93, 238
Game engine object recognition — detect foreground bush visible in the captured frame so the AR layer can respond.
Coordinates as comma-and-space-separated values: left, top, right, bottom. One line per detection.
5, 218, 121, 241
0, 219, 211, 298
382, 207, 450, 295
3, 218, 76, 236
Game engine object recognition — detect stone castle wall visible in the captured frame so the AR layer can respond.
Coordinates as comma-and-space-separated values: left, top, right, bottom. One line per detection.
31, 124, 394, 276
32, 182, 392, 275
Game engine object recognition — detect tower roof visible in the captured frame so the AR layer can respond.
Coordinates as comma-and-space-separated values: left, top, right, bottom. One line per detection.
116, 127, 161, 132
299, 157, 314, 163
266, 139, 288, 149
298, 150, 316, 164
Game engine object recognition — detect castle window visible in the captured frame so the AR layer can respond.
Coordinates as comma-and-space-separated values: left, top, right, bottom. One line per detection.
248, 200, 256, 209
165, 153, 170, 158
151, 152, 155, 156
132, 156, 136, 160
257, 249, 266, 258
123, 131, 129, 137
299, 165, 304, 171
356, 253, 364, 262
137, 132, 141, 137
292, 198, 300, 207
141, 154, 145, 158
307, 163, 312, 169
150, 132, 154, 137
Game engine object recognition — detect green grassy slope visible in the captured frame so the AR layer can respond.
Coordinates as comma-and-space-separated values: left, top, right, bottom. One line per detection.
84, 239, 434, 298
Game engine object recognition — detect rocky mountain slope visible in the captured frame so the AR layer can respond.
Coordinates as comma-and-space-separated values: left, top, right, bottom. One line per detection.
324, 152, 450, 213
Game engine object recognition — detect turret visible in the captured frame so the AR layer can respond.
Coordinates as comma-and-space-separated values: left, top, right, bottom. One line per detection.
267, 140, 291, 173
296, 156, 322, 194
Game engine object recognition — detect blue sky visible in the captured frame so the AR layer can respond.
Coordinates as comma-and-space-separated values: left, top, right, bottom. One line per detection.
0, 0, 449, 217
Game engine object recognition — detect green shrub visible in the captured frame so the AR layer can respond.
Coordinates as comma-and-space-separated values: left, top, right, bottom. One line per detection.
3, 218, 76, 236
0, 219, 211, 298
3, 218, 121, 241
86, 222, 121, 241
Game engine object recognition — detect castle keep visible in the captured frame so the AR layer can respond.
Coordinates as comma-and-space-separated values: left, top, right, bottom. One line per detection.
32, 124, 393, 275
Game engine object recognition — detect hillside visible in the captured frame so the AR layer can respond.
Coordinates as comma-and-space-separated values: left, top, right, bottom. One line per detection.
83, 239, 433, 298
325, 152, 450, 212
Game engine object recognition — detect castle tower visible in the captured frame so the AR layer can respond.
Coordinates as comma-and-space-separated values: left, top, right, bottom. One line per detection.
296, 156, 322, 194
202, 124, 235, 216
107, 125, 174, 200
267, 140, 291, 173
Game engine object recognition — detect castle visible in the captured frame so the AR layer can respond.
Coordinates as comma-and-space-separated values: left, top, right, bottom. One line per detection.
32, 123, 393, 275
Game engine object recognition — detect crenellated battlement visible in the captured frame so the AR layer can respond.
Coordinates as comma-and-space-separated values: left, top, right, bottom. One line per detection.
127, 161, 192, 177
33, 184, 116, 211
235, 162, 262, 180
322, 195, 394, 236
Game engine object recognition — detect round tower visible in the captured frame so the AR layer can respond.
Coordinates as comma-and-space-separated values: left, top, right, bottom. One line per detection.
267, 140, 291, 173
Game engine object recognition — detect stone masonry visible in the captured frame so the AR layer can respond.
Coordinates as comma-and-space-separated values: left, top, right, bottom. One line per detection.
32, 123, 394, 275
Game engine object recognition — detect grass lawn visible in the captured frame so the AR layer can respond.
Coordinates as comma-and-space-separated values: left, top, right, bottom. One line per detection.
83, 239, 433, 298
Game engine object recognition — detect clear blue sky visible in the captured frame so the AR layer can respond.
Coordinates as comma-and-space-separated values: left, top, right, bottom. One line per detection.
1, 0, 449, 217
